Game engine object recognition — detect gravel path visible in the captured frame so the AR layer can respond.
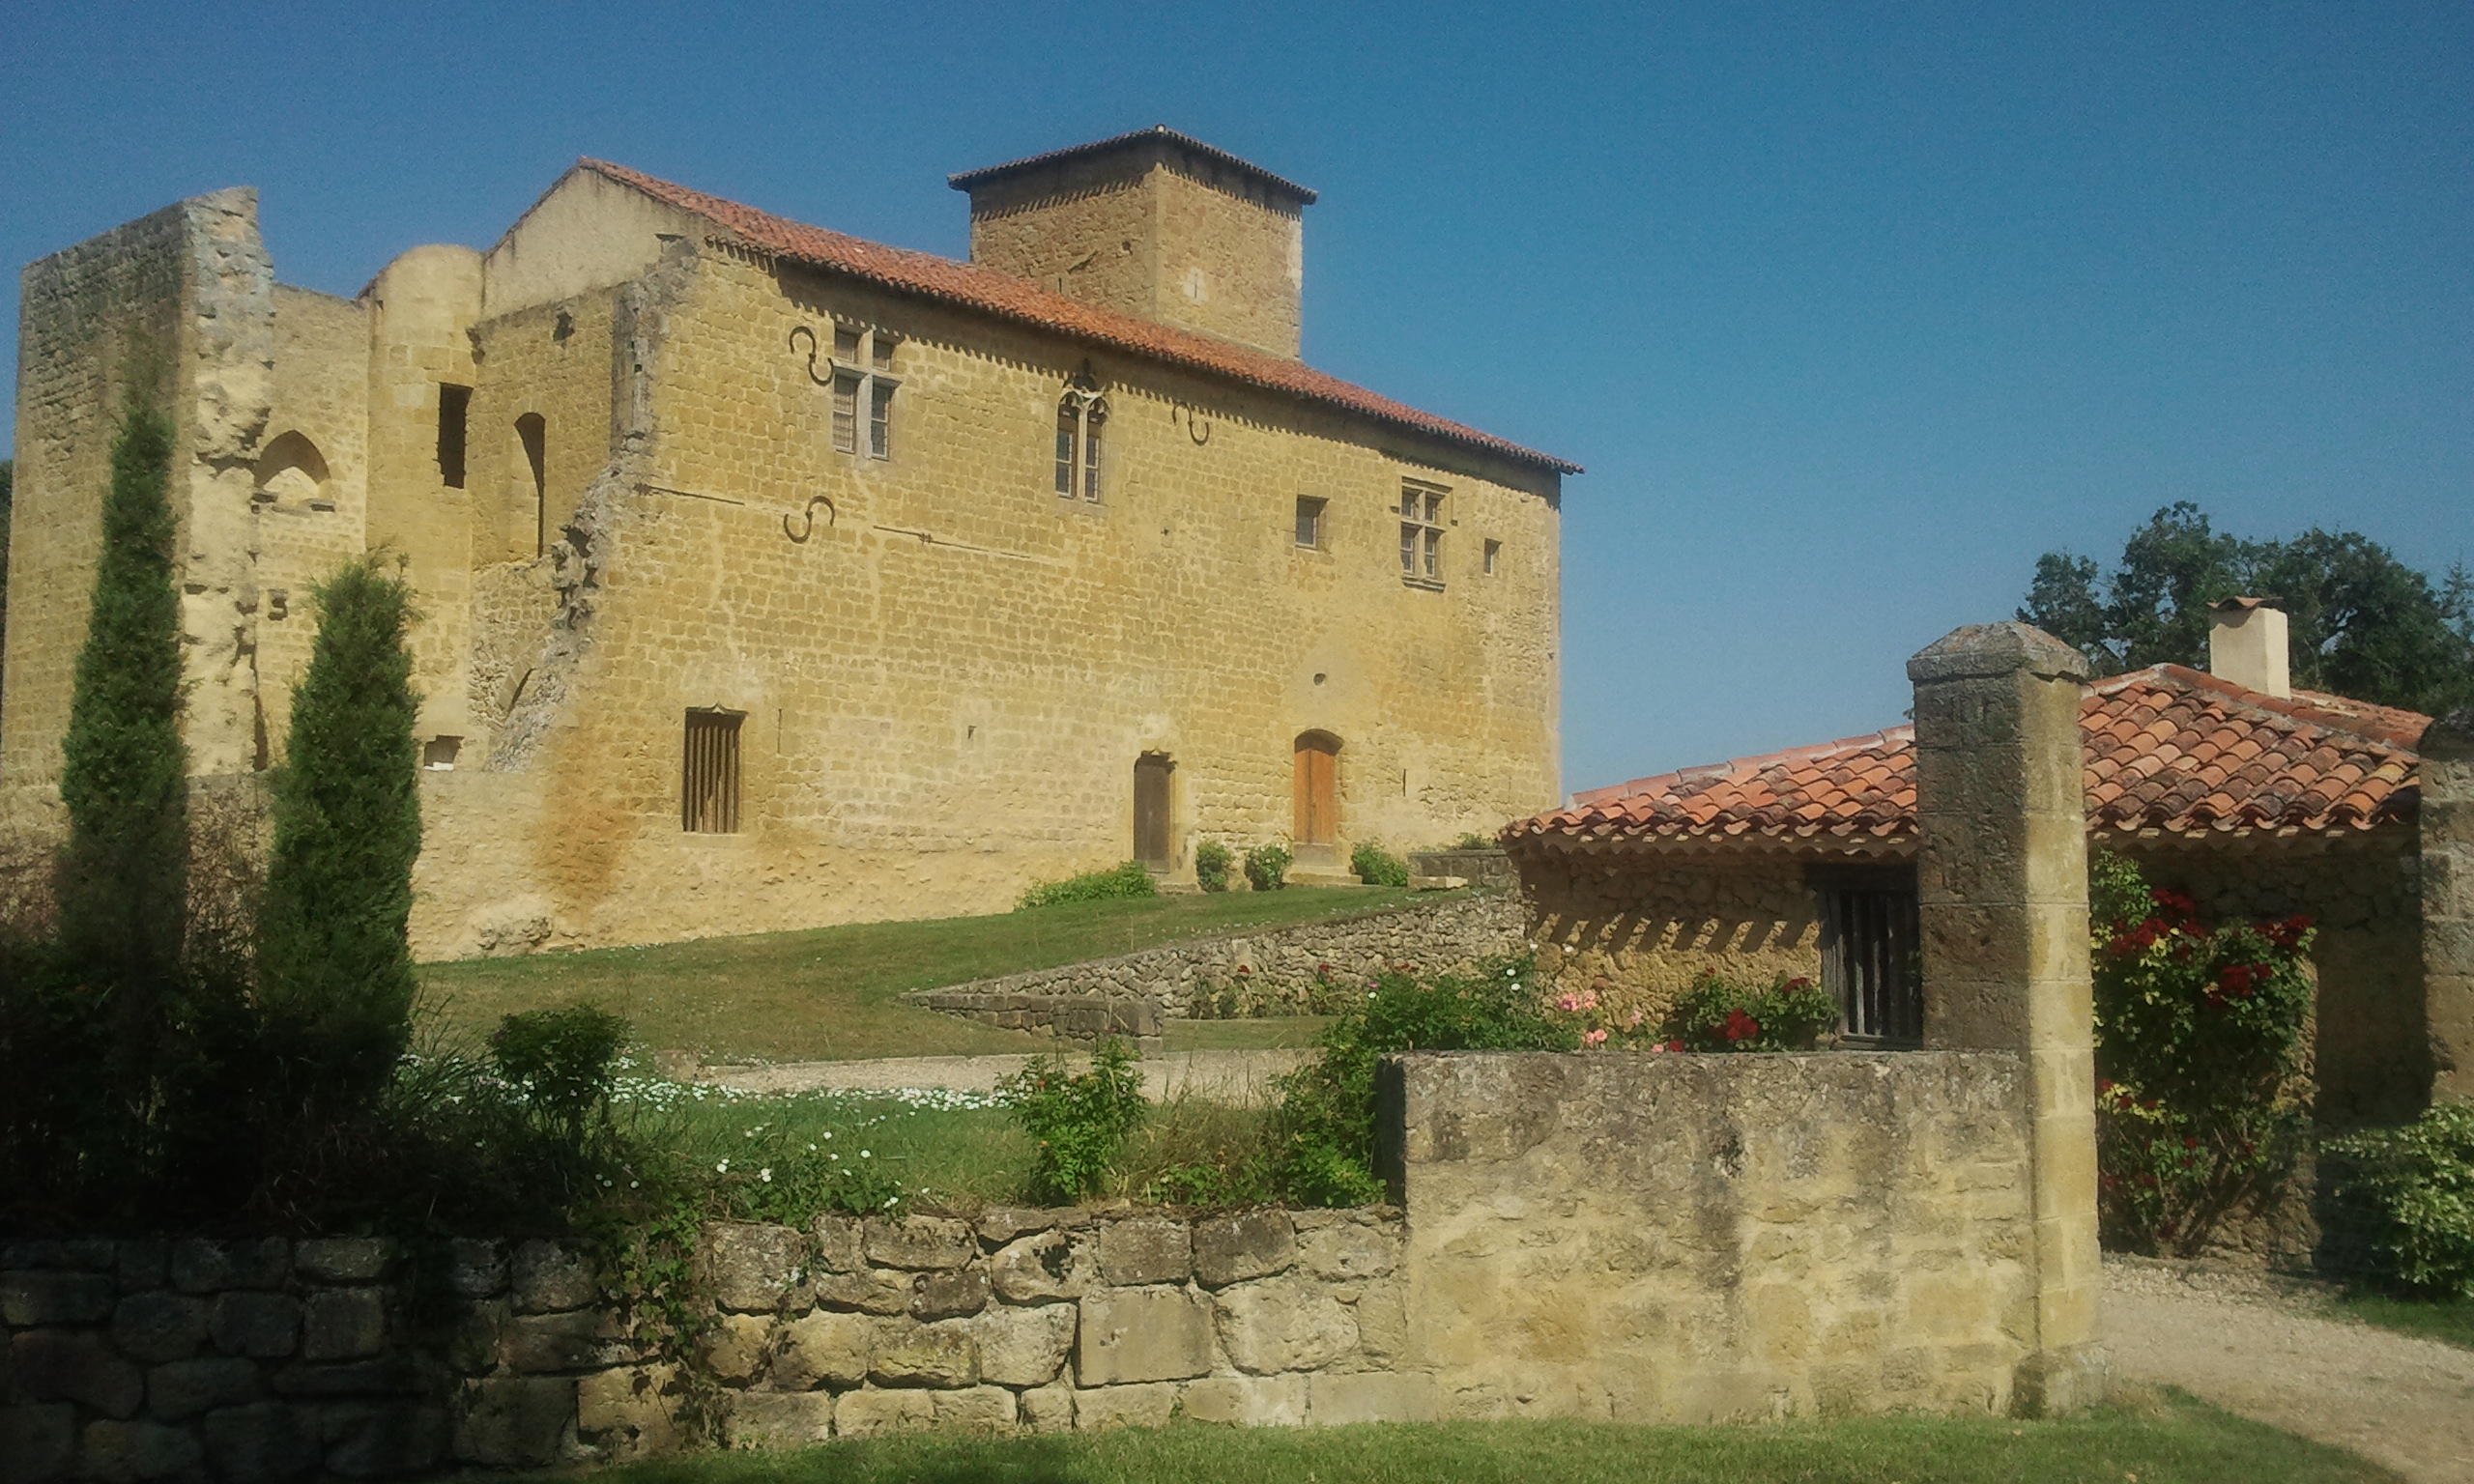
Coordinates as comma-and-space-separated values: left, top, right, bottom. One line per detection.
2102, 1255, 2474, 1483
697, 1049, 1311, 1105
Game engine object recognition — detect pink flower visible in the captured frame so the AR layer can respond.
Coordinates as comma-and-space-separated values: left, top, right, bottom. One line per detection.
1583, 1028, 1608, 1047
1625, 1010, 1646, 1029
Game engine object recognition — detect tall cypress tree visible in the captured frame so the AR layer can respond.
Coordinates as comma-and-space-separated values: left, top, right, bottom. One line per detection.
258, 557, 421, 1106
58, 404, 187, 981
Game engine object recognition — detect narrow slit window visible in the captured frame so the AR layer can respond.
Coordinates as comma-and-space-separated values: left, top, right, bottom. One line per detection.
516, 414, 548, 556
437, 384, 472, 489
682, 710, 743, 834
1080, 402, 1105, 500
1483, 538, 1501, 575
1055, 404, 1079, 496
870, 381, 894, 460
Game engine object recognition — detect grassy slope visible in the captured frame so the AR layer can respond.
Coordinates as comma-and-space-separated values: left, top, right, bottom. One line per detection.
2336, 1290, 2474, 1350
418, 888, 1421, 1063
545, 1399, 2397, 1484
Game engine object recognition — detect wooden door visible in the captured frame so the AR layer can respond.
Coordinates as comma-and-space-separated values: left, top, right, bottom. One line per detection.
1293, 733, 1339, 845
1134, 754, 1174, 867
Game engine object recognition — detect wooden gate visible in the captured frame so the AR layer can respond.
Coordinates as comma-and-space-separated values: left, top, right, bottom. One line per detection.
1134, 754, 1174, 868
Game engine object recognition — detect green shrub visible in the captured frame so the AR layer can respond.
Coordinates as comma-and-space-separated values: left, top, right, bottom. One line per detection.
1350, 842, 1410, 888
259, 558, 423, 1111
998, 1038, 1149, 1201
1451, 831, 1493, 850
2329, 1101, 2474, 1298
2088, 850, 2314, 1254
1017, 861, 1159, 909
1194, 841, 1235, 893
492, 1003, 629, 1141
1662, 972, 1839, 1052
1244, 842, 1293, 892
1275, 955, 1571, 1204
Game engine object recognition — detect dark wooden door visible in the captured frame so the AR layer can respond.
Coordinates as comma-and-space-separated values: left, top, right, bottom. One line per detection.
1293, 733, 1338, 845
1135, 755, 1174, 867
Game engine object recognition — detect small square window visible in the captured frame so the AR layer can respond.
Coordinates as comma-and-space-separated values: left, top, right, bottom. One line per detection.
1295, 496, 1326, 549
1483, 539, 1501, 575
422, 736, 461, 771
870, 335, 897, 371
832, 326, 863, 361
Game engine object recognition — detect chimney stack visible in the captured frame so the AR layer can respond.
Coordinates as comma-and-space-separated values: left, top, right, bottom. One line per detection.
2208, 599, 2290, 698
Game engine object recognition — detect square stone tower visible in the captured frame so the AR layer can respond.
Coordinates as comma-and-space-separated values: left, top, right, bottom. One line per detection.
951, 126, 1315, 357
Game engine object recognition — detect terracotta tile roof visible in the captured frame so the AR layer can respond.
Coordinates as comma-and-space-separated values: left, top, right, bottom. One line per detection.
947, 125, 1318, 206
576, 159, 1578, 475
1510, 665, 2428, 856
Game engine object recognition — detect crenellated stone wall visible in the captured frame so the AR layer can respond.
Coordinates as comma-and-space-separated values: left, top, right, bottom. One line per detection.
905, 891, 1525, 1038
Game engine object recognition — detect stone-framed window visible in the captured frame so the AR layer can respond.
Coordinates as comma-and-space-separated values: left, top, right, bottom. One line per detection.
1054, 372, 1108, 501
1813, 866, 1921, 1047
828, 327, 899, 459
1399, 480, 1447, 587
1295, 496, 1327, 549
682, 709, 744, 835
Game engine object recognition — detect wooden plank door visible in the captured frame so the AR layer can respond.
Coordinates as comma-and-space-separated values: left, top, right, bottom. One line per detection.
1135, 754, 1174, 867
1293, 733, 1338, 845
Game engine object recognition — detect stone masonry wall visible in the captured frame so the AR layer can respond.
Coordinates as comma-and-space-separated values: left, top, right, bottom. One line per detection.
0, 1209, 1409, 1479
1393, 1050, 2041, 1421
906, 890, 1525, 1038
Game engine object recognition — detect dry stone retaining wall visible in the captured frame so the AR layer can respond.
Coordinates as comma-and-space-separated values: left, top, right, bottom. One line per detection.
906, 890, 1524, 1039
0, 1209, 1411, 1478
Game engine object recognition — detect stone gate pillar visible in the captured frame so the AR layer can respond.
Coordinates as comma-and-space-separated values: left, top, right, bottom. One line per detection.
2424, 710, 2474, 1102
1907, 622, 2106, 1415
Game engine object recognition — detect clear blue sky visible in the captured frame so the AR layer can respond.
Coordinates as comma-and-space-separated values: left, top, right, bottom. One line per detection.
7, 1, 2467, 794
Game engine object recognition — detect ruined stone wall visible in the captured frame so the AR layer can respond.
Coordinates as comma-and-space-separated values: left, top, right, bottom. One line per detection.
411, 243, 1561, 956
0, 1210, 1412, 1476
252, 286, 370, 759
1393, 1050, 2039, 1420
908, 890, 1525, 1036
1518, 852, 1824, 1026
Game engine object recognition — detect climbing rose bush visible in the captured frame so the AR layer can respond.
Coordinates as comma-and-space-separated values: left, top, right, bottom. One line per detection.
2089, 850, 2314, 1256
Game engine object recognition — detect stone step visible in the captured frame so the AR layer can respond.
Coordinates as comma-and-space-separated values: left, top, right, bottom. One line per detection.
1282, 869, 1366, 889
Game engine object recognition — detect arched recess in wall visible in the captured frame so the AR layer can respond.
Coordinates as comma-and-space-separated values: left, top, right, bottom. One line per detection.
514, 414, 548, 557
254, 431, 330, 509
1293, 730, 1341, 847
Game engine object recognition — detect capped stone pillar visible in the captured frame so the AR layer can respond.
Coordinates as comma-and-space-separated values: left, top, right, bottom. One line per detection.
1907, 621, 2105, 1415
2424, 710, 2474, 1101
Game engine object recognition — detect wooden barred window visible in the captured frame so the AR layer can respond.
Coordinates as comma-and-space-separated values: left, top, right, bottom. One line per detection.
1054, 372, 1108, 501
1816, 870, 1922, 1047
681, 710, 743, 834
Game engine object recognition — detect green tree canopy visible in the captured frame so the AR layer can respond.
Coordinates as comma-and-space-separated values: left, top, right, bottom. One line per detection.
2020, 502, 2474, 716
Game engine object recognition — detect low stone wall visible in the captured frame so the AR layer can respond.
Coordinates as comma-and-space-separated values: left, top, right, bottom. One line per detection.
1391, 1050, 2047, 1419
0, 1210, 1412, 1478
1406, 849, 1515, 891
906, 891, 1525, 1038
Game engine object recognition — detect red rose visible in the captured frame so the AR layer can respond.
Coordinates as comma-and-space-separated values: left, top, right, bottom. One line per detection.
2182, 1136, 2200, 1150
1722, 1009, 1762, 1042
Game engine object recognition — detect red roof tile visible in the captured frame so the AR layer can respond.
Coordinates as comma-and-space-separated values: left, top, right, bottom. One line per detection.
1510, 665, 2428, 856
576, 159, 1578, 475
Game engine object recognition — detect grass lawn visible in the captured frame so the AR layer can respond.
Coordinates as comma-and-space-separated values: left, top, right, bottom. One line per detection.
2334, 1288, 2474, 1350
548, 1396, 2397, 1484
418, 888, 1421, 1064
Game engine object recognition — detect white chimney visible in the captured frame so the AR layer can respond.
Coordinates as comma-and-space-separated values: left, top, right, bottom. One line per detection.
2208, 598, 2290, 698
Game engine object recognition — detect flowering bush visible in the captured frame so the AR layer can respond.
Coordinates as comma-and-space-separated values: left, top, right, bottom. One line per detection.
2089, 851, 2313, 1255
1659, 972, 1839, 1052
1244, 842, 1293, 892
2328, 1099, 2474, 1298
